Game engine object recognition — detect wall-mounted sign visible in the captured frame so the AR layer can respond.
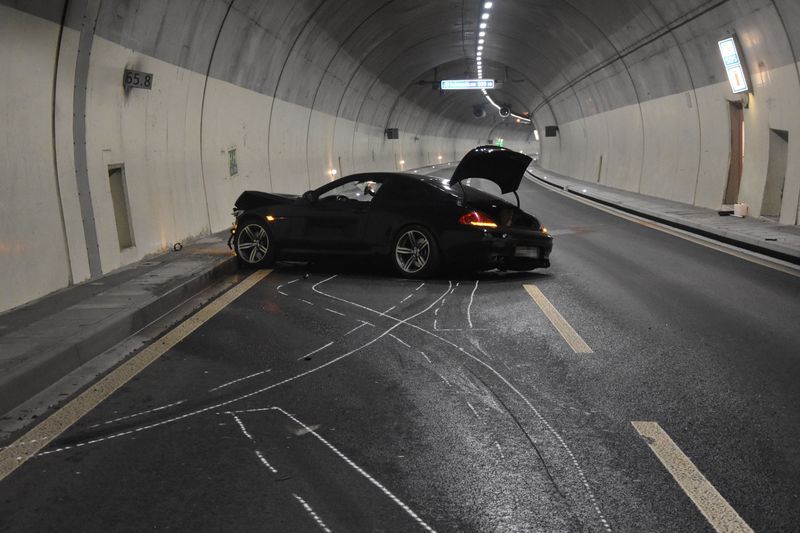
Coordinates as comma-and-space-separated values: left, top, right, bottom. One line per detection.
718, 37, 749, 94
440, 79, 495, 90
124, 69, 154, 90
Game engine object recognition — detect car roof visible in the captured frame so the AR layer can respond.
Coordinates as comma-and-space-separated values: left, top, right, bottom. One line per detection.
343, 171, 453, 191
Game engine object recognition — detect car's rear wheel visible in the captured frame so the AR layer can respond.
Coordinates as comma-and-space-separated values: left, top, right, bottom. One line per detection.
234, 219, 275, 268
391, 226, 439, 278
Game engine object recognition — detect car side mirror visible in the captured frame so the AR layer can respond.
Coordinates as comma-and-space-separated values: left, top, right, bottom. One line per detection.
302, 191, 317, 203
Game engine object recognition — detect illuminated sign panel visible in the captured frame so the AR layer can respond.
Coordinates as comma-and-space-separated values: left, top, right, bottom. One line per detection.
718, 37, 749, 94
440, 79, 495, 90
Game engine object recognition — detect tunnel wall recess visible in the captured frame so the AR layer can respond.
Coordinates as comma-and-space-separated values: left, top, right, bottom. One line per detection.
1, 0, 799, 313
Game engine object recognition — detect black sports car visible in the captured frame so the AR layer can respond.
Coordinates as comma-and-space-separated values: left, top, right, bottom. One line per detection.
228, 146, 552, 278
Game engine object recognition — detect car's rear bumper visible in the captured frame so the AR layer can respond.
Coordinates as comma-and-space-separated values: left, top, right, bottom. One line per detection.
439, 227, 553, 271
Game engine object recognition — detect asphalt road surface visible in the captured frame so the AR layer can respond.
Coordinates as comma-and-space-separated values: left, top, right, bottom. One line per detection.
1, 171, 799, 532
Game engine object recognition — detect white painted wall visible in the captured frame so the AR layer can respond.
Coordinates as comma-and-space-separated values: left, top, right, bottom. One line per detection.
0, 5, 71, 312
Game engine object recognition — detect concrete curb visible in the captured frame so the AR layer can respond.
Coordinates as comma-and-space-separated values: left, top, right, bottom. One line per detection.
527, 171, 800, 266
0, 256, 237, 416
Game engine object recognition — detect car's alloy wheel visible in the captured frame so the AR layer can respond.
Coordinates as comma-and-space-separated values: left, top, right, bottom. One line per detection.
235, 221, 273, 266
394, 228, 436, 277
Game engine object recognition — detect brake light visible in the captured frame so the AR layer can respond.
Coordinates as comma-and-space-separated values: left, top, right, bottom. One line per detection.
459, 211, 498, 228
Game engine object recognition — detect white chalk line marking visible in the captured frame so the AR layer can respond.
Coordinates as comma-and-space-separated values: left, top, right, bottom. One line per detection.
87, 400, 187, 429
255, 449, 278, 474
276, 278, 300, 296
235, 407, 435, 533
466, 401, 480, 419
37, 280, 451, 458
436, 373, 452, 387
388, 334, 411, 348
293, 493, 333, 533
400, 294, 414, 303
227, 412, 253, 440
209, 370, 271, 392
467, 280, 479, 329
2, 269, 272, 477
419, 351, 432, 364
324, 308, 345, 316
415, 283, 425, 291
297, 341, 335, 361
300, 299, 314, 306
434, 328, 489, 332
311, 277, 611, 532
495, 441, 505, 459
344, 322, 368, 336
382, 305, 396, 315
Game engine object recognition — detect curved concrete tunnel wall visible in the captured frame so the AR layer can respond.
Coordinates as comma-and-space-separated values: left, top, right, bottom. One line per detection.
531, 0, 800, 228
2, 0, 799, 314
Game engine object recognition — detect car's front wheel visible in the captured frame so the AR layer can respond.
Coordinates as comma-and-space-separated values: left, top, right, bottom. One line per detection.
234, 219, 275, 268
391, 225, 439, 278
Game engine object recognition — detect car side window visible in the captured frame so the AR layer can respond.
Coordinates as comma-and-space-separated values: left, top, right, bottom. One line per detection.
318, 178, 383, 203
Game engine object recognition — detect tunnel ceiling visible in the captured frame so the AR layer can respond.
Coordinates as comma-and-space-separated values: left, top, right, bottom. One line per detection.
10, 0, 793, 134
85, 0, 747, 132
235, 0, 729, 127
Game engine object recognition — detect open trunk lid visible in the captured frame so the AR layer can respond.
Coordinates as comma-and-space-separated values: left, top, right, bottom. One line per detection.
449, 145, 532, 194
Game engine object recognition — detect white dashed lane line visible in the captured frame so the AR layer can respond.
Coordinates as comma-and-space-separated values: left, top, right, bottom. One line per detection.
324, 307, 345, 316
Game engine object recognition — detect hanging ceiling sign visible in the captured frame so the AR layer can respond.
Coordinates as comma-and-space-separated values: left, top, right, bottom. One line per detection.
440, 79, 495, 90
718, 37, 749, 94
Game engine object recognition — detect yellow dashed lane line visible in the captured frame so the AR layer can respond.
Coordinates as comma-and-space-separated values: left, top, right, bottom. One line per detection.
632, 421, 753, 533
0, 269, 271, 481
524, 284, 593, 354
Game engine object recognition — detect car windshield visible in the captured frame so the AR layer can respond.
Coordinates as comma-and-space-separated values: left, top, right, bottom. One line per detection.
318, 179, 383, 202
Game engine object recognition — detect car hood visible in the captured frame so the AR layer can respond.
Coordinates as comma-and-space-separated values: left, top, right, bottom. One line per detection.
449, 145, 533, 194
234, 190, 297, 210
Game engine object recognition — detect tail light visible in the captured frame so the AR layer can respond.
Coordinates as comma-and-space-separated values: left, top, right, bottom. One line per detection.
459, 210, 498, 228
